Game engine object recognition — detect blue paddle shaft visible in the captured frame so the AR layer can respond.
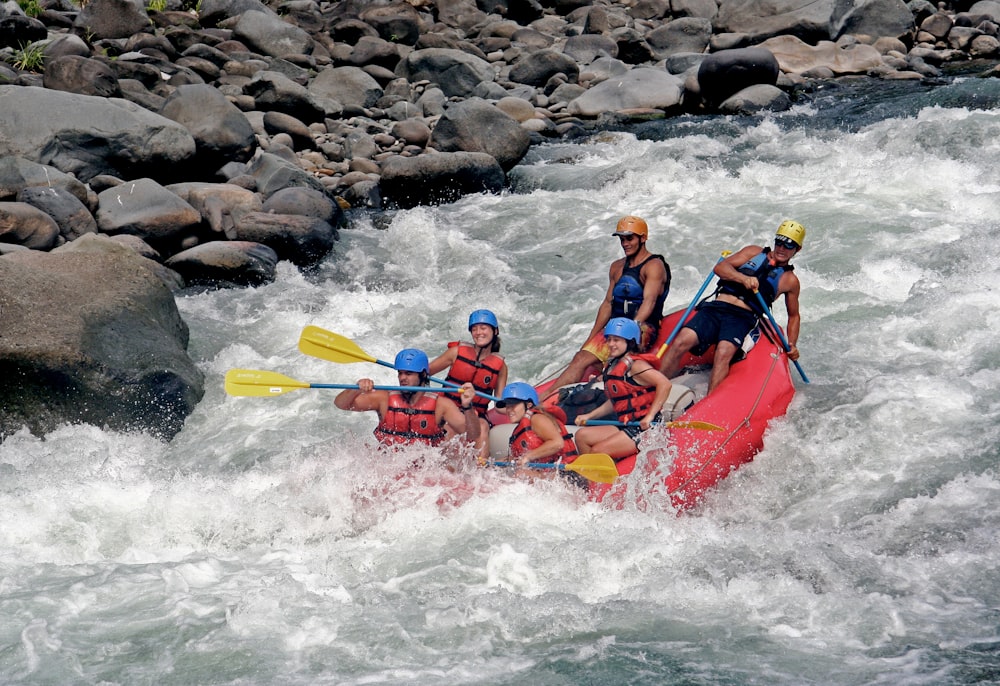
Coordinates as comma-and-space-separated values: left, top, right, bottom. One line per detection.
753, 291, 810, 384
490, 460, 562, 470
312, 383, 458, 393
373, 357, 500, 401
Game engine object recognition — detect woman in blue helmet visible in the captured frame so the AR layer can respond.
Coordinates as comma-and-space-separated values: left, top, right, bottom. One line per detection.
335, 348, 480, 451
496, 382, 578, 466
572, 318, 672, 461
429, 309, 509, 459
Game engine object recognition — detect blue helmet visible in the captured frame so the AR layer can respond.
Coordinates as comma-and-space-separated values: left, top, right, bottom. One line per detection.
468, 309, 499, 331
604, 317, 641, 345
498, 382, 539, 408
394, 348, 429, 374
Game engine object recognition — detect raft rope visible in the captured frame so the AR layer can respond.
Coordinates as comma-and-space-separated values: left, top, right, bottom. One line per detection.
665, 346, 782, 497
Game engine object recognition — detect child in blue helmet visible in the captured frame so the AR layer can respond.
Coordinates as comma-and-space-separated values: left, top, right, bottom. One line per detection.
573, 318, 672, 461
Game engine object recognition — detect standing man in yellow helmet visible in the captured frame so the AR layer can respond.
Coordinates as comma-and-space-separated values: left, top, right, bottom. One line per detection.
659, 220, 805, 393
547, 215, 671, 396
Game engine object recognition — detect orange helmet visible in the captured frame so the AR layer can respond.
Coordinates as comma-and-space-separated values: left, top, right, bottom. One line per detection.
611, 215, 648, 239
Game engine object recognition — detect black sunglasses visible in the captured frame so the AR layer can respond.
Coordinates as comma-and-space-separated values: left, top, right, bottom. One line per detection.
774, 237, 799, 250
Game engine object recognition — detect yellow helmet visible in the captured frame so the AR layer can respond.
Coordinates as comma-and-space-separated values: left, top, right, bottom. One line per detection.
612, 215, 648, 239
775, 220, 805, 248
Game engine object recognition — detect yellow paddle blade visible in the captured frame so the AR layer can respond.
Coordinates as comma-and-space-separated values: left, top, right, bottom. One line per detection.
565, 453, 619, 484
298, 326, 378, 365
225, 369, 309, 396
662, 420, 725, 432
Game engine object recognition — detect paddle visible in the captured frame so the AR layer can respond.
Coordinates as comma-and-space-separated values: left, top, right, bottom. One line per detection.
489, 453, 619, 484
298, 325, 501, 401
656, 251, 731, 359
581, 418, 725, 431
753, 291, 810, 383
225, 369, 463, 397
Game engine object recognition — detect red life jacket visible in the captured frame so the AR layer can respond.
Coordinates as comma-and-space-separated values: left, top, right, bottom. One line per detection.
373, 392, 447, 447
444, 343, 504, 416
509, 410, 579, 463
603, 354, 658, 423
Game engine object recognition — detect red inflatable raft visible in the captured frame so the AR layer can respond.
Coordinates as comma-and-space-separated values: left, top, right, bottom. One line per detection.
489, 307, 797, 511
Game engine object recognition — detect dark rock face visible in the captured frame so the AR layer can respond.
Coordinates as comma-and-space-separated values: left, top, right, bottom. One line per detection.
0, 87, 197, 183
164, 240, 279, 287
16, 186, 99, 242
380, 152, 506, 208
0, 248, 204, 440
430, 99, 532, 172
698, 47, 781, 108
42, 56, 122, 98
159, 84, 258, 173
232, 211, 337, 267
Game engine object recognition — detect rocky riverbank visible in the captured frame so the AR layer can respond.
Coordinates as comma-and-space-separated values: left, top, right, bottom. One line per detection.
1, 0, 998, 439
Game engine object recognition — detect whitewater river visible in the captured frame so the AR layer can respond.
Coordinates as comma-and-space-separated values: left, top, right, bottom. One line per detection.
3, 74, 1000, 684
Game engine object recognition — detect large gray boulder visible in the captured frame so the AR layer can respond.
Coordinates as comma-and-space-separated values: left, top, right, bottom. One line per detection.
508, 49, 581, 86
246, 151, 330, 198
359, 3, 425, 45
58, 233, 185, 293
567, 68, 684, 116
0, 87, 197, 183
159, 84, 257, 172
0, 248, 204, 441
0, 157, 91, 205
232, 211, 337, 267
309, 66, 383, 110
716, 0, 838, 43
95, 178, 203, 251
261, 186, 342, 224
698, 47, 780, 109
16, 186, 98, 242
645, 17, 713, 59
164, 240, 278, 287
760, 35, 884, 74
833, 0, 914, 40
232, 10, 314, 58
198, 0, 270, 26
73, 0, 149, 40
244, 71, 333, 123
969, 1, 1000, 22
718, 84, 792, 113
394, 48, 496, 98
430, 98, 532, 172
380, 152, 506, 209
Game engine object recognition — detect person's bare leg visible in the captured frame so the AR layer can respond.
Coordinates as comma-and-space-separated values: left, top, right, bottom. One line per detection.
574, 425, 616, 454
707, 341, 739, 393
475, 417, 490, 465
590, 431, 640, 460
546, 349, 600, 398
659, 328, 698, 378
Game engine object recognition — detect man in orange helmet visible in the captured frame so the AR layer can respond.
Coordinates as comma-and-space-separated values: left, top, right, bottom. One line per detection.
547, 215, 670, 396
